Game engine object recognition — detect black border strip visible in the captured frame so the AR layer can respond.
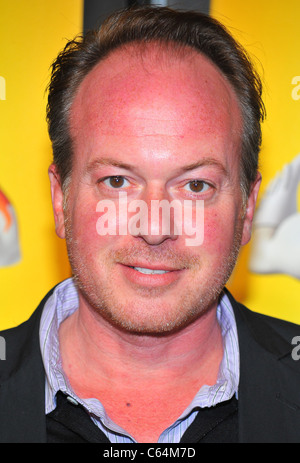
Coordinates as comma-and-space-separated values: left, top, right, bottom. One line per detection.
83, 0, 210, 33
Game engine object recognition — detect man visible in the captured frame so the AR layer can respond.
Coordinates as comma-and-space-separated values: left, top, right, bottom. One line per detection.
1, 6, 300, 443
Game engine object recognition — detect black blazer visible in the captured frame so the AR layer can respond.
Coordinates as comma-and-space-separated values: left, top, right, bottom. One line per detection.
0, 286, 300, 443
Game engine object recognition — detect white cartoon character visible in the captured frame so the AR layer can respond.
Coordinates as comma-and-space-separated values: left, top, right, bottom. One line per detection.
249, 153, 300, 279
0, 189, 21, 267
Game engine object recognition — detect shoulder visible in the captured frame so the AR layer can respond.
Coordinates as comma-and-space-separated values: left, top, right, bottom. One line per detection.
239, 303, 300, 335
0, 286, 57, 379
239, 300, 299, 337
225, 289, 300, 356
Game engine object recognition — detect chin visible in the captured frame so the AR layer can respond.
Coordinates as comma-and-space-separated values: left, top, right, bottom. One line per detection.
77, 277, 221, 337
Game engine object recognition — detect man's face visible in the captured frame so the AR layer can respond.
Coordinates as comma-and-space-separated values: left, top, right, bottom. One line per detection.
50, 44, 260, 334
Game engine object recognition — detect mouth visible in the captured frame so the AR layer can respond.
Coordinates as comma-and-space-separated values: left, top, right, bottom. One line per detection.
118, 262, 184, 288
128, 266, 171, 275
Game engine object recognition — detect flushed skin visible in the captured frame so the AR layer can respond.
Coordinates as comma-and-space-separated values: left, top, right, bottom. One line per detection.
49, 44, 260, 334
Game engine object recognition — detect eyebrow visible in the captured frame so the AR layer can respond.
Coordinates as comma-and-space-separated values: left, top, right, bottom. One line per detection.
175, 159, 229, 176
85, 157, 134, 174
85, 156, 228, 176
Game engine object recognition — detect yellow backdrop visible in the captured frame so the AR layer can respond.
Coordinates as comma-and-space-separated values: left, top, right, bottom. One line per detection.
212, 0, 300, 322
0, 0, 82, 329
0, 1, 300, 329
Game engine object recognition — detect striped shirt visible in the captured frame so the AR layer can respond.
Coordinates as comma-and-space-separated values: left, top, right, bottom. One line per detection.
39, 278, 239, 443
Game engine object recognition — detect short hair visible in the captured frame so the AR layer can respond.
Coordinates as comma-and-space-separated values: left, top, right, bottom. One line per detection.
46, 5, 265, 197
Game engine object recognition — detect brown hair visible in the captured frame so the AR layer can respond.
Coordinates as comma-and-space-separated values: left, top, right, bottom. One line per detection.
46, 5, 265, 196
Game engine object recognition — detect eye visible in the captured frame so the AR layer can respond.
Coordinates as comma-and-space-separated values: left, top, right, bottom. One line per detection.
102, 176, 129, 189
184, 180, 210, 193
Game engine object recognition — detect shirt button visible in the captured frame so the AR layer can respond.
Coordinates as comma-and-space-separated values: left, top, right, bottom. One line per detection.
67, 396, 79, 406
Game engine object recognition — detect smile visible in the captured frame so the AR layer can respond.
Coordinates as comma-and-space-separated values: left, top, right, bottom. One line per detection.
129, 266, 170, 275
119, 263, 182, 288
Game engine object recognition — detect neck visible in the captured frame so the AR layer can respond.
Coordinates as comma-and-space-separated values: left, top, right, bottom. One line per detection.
58, 294, 224, 443
59, 295, 223, 391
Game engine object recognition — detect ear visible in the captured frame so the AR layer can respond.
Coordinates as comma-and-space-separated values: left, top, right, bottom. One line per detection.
48, 164, 66, 239
241, 172, 262, 246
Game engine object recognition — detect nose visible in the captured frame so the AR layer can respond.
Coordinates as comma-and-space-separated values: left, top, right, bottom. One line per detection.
129, 185, 180, 245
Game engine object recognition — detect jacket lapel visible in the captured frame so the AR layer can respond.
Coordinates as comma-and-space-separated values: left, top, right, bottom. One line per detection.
0, 350, 46, 442
229, 292, 300, 443
0, 288, 55, 443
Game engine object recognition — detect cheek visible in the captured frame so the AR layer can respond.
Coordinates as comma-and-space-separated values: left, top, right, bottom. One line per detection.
201, 209, 238, 256
69, 198, 130, 259
68, 198, 110, 253
72, 199, 97, 234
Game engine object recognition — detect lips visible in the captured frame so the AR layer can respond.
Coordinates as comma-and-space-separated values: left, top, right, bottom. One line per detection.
122, 261, 180, 272
118, 262, 184, 287
129, 267, 170, 274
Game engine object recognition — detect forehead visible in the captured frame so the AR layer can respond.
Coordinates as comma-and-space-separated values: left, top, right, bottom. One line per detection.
69, 43, 242, 156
